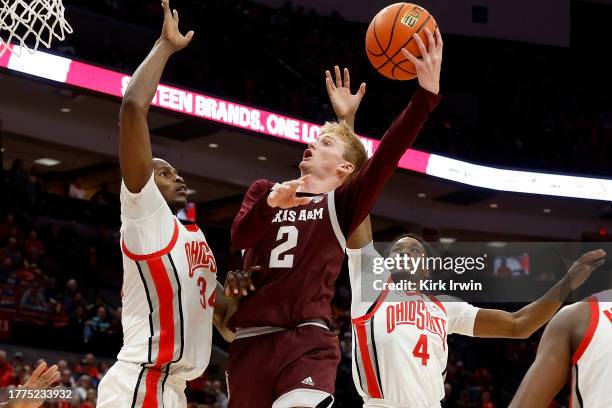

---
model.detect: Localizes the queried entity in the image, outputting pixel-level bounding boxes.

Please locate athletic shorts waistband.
[364,399,441,408]
[115,360,187,390]
[235,320,329,340]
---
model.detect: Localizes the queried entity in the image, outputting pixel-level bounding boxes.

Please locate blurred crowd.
[0,349,229,407]
[51,0,612,176]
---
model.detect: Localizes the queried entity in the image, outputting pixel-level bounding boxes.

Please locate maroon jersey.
[230,87,441,329]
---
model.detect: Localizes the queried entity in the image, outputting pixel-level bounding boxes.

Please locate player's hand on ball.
[267,175,313,209]
[160,0,194,52]
[11,362,60,408]
[564,249,606,290]
[400,28,442,94]
[224,266,261,297]
[325,66,366,127]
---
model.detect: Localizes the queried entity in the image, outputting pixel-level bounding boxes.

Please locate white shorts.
[364,399,441,408]
[272,388,334,408]
[97,361,187,408]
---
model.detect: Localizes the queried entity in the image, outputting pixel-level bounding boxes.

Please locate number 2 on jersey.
[412,334,430,366]
[269,226,298,268]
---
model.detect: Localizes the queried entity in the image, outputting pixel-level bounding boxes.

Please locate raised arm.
[120,0,193,193]
[473,249,605,338]
[346,216,373,249]
[508,303,583,408]
[332,29,443,236]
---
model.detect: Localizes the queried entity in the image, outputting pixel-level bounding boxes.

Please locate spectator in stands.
[212,380,228,407]
[63,279,87,315]
[0,214,15,242]
[57,359,69,372]
[0,351,13,387]
[91,182,115,205]
[75,374,92,402]
[75,353,100,382]
[11,353,24,370]
[83,388,97,407]
[68,179,86,200]
[19,284,48,312]
[83,306,111,345]
[5,238,22,267]
[443,383,452,405]
[481,390,495,408]
[0,257,12,281]
[8,160,28,186]
[456,388,476,408]
[24,231,44,261]
[64,304,86,348]
[60,368,76,388]
[86,296,107,318]
[98,360,111,378]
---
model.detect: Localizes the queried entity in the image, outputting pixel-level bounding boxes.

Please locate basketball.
[366,3,437,80]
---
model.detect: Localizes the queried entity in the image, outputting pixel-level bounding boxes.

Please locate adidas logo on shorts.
[301,376,315,386]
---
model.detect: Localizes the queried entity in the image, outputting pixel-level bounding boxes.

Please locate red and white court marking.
[2,44,611,201]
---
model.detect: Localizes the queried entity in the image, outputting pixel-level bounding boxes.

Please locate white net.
[0,0,72,57]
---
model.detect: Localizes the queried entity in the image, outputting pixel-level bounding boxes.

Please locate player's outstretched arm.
[212,267,261,341]
[119,0,193,193]
[473,249,605,338]
[346,216,373,249]
[325,65,366,130]
[508,304,578,408]
[333,28,442,237]
[212,282,238,342]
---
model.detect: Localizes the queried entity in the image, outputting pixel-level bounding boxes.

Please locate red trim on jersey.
[147,257,176,366]
[571,297,600,365]
[184,223,200,232]
[604,309,612,324]
[122,219,179,261]
[427,294,447,315]
[354,323,383,398]
[142,368,162,408]
[352,288,390,324]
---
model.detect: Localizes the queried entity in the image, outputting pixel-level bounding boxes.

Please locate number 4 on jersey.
[412,334,430,366]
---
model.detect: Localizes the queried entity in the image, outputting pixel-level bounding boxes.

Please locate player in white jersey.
[345,217,605,408]
[97,2,251,406]
[510,288,612,408]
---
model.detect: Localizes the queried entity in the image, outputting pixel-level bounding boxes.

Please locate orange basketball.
[365,3,438,80]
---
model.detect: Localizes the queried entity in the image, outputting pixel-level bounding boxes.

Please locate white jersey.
[571,289,612,408]
[117,173,217,381]
[347,243,479,408]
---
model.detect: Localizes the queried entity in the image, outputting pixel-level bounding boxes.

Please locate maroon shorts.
[226,325,340,408]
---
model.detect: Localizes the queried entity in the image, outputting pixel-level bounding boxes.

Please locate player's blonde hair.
[320,120,368,176]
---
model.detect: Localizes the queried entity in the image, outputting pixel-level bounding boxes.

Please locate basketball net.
[0,0,72,57]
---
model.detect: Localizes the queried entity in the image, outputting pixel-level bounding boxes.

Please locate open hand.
[325,66,366,128]
[267,175,313,209]
[11,362,60,408]
[224,266,261,297]
[160,0,194,52]
[400,28,442,94]
[565,249,606,290]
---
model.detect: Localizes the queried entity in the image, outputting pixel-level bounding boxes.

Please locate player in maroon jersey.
[224,29,443,408]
